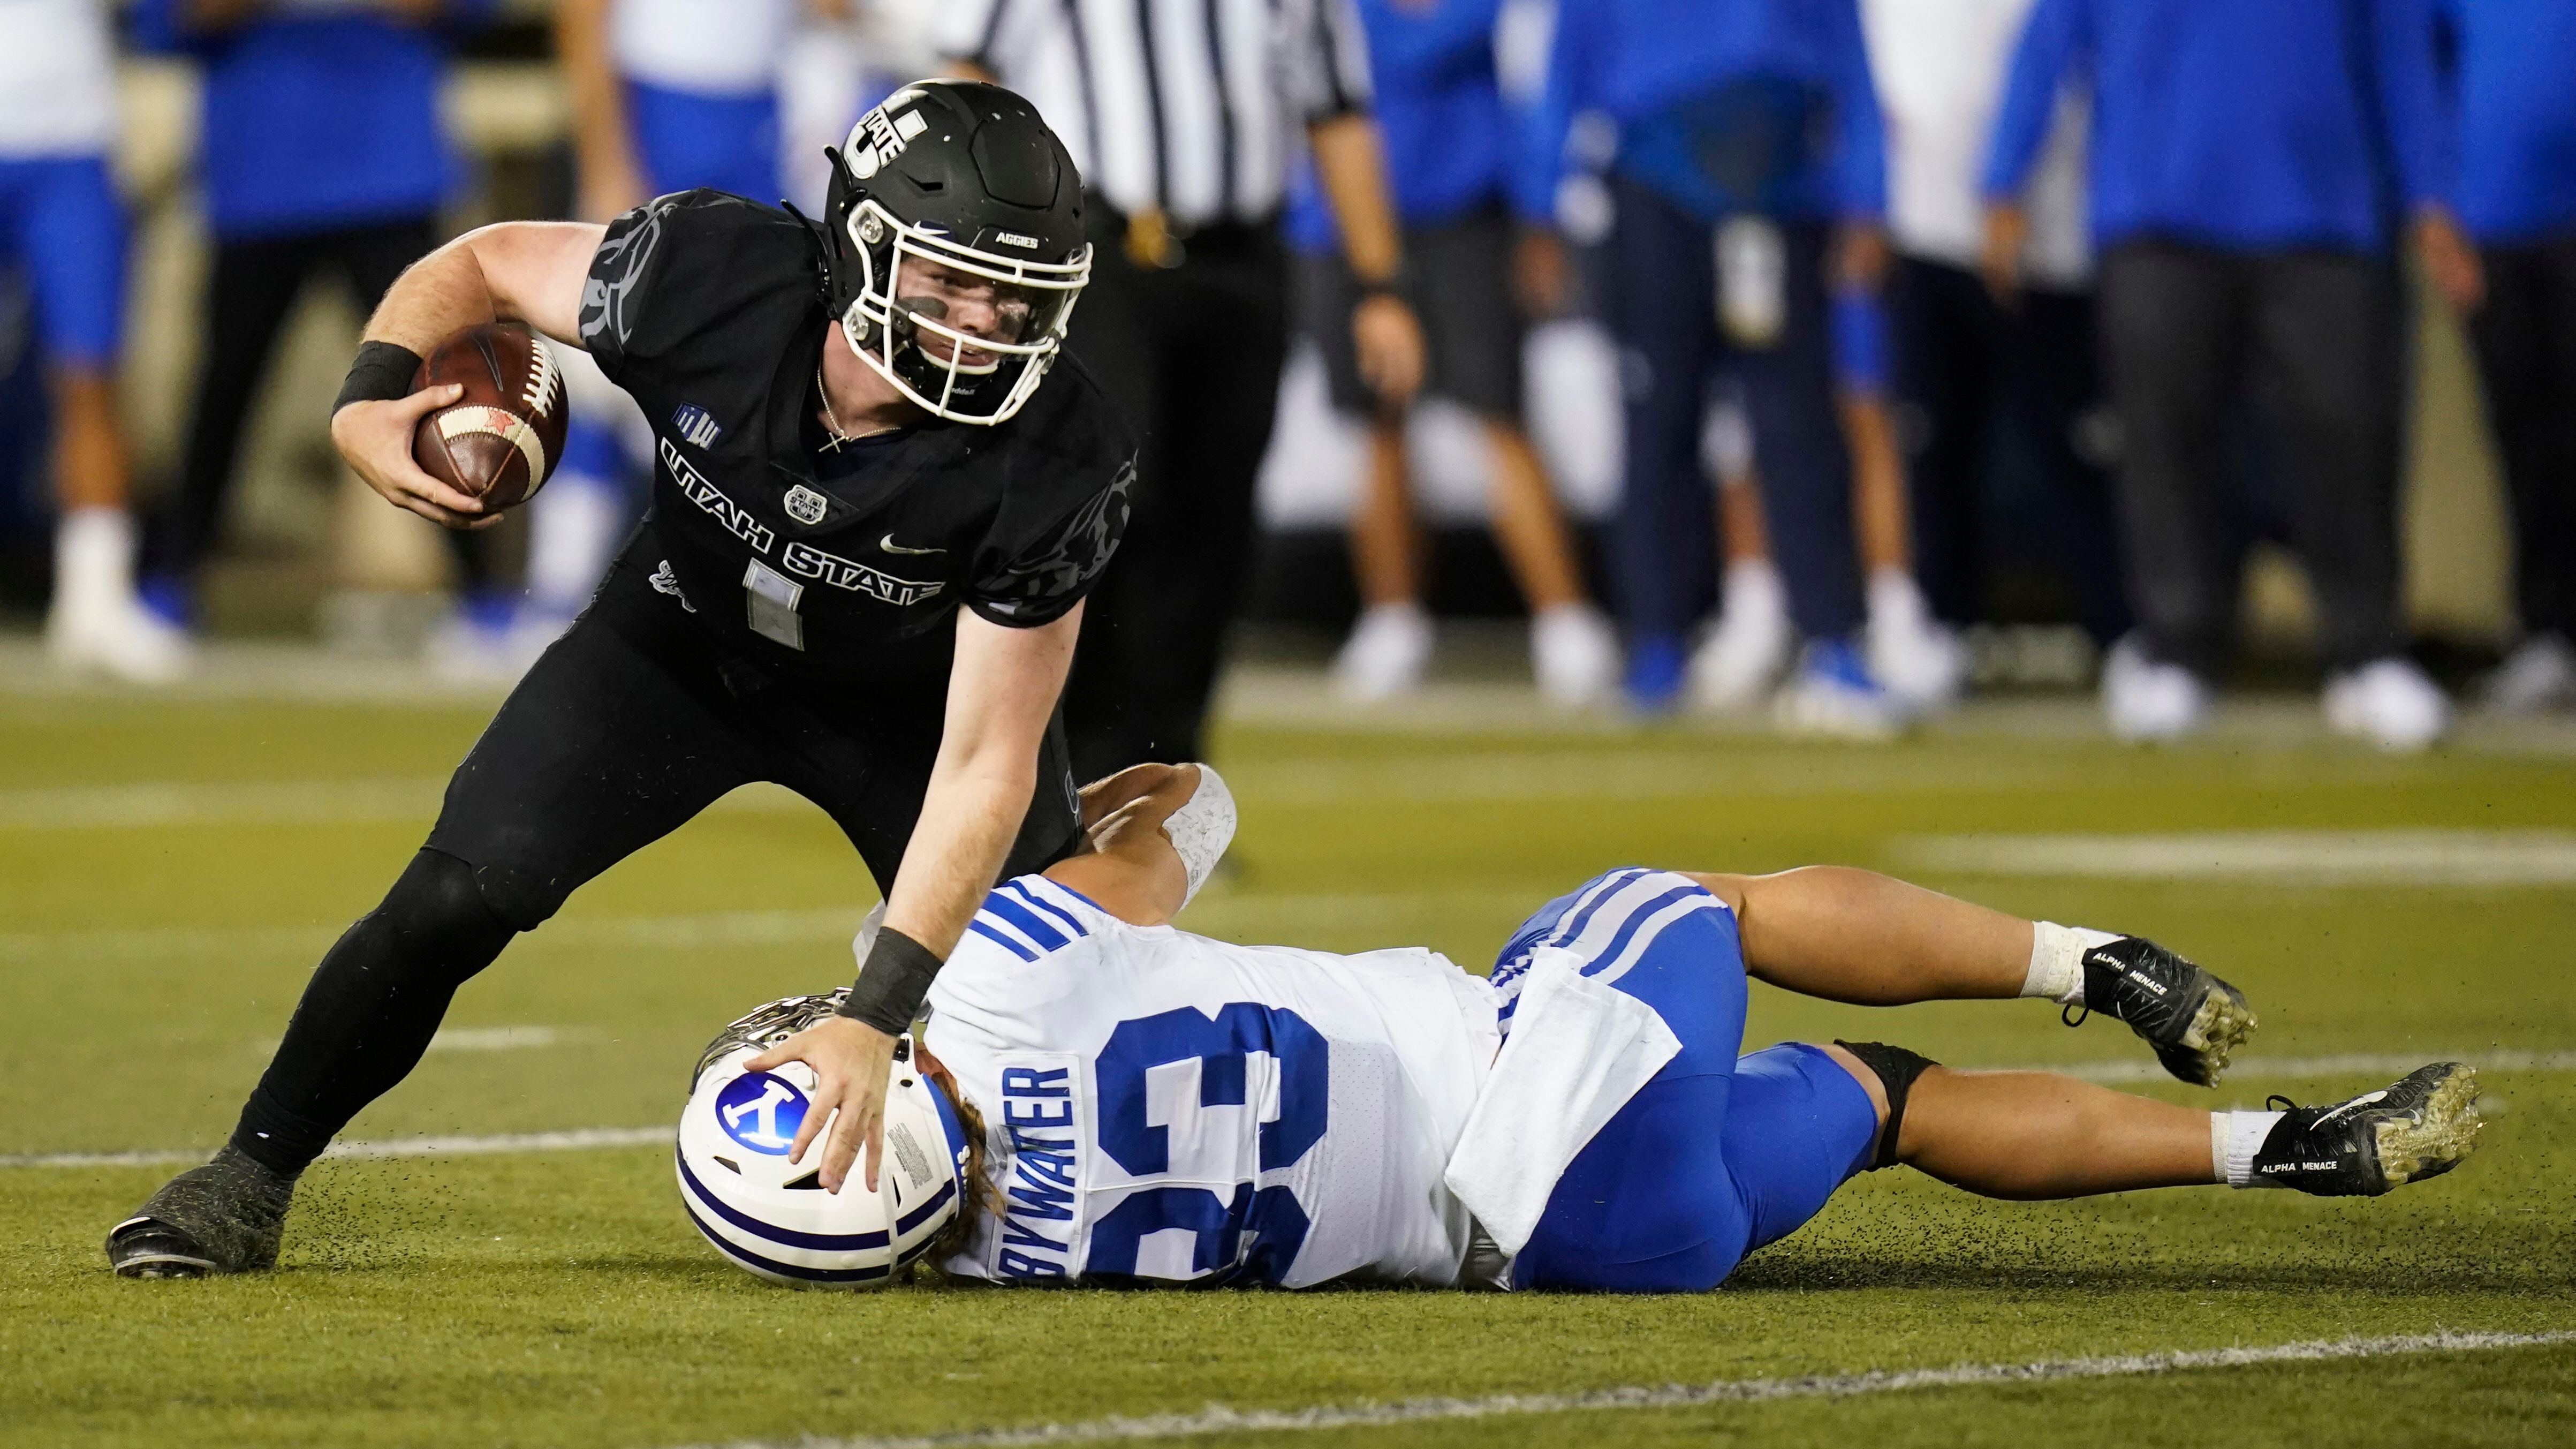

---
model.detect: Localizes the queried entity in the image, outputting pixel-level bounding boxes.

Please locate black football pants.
[1885,255,2132,645]
[155,216,489,592]
[228,530,1084,1176]
[2468,231,2576,643]
[2098,242,2409,676]
[1060,212,1290,780]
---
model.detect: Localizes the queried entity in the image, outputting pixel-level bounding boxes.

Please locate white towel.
[1442,946,1681,1258]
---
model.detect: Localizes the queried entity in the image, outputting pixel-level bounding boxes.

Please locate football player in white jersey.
[718,764,2482,1291]
[0,0,191,681]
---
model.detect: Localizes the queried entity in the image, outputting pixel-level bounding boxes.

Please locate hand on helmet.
[745,1014,897,1194]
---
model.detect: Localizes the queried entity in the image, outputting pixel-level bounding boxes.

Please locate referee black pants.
[226,528,1083,1176]
[154,216,489,593]
[1062,214,1290,779]
[2467,231,2576,644]
[2098,241,2409,677]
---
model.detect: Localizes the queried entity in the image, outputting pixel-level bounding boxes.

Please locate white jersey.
[611,0,797,97]
[1861,0,2091,287]
[926,875,1499,1289]
[0,0,117,157]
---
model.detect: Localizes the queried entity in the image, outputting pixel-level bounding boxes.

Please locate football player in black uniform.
[108,82,1137,1277]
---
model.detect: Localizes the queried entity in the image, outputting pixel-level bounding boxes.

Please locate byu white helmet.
[676,992,968,1289]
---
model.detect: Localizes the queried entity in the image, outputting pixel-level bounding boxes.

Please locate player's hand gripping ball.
[410,323,567,510]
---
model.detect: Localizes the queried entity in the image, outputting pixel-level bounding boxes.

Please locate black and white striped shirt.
[940,0,1374,229]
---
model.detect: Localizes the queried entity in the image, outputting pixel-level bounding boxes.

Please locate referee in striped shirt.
[944,0,1426,780]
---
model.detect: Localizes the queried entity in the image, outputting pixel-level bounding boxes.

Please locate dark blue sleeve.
[442,0,505,33]
[1982,0,2090,201]
[2374,0,2448,212]
[127,0,208,56]
[1826,0,1887,220]
[1511,0,1605,224]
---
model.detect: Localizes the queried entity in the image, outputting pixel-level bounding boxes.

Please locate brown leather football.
[410,323,569,510]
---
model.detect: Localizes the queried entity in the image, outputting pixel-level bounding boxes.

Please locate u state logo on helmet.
[820,79,1091,427]
[676,999,972,1289]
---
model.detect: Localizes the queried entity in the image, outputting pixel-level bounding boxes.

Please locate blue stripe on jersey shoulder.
[999,878,1089,939]
[980,893,1069,952]
[967,918,1041,961]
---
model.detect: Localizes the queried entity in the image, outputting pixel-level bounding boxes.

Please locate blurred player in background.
[1298,0,1619,708]
[0,0,189,680]
[1985,0,2455,750]
[2428,0,2576,715]
[132,0,498,643]
[943,0,1428,780]
[1522,0,1901,731]
[1862,0,2129,691]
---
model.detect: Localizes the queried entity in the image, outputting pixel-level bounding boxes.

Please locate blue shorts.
[1495,869,1881,1292]
[627,81,781,202]
[0,155,126,367]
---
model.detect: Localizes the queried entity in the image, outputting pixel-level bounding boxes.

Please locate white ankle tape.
[2214,1110,2287,1187]
[1165,764,1237,908]
[2026,922,2117,1005]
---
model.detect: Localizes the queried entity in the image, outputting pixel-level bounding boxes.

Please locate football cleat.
[2069,937,2256,1085]
[2251,1063,2483,1196]
[104,1146,296,1278]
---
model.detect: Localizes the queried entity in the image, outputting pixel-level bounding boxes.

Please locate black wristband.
[836,926,944,1036]
[334,341,423,416]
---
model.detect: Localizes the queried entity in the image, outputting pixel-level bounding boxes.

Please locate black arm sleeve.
[836,926,945,1035]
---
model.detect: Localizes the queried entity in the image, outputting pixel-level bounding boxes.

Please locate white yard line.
[670,1330,2576,1449]
[1898,829,2576,886]
[7,1047,2569,1171]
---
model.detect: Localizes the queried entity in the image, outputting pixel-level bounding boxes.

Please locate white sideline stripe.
[672,1331,2576,1449]
[246,1025,564,1056]
[1899,829,2576,886]
[0,1126,670,1171]
[9,1045,2571,1171]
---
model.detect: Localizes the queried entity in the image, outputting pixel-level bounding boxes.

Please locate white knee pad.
[1165,764,1236,908]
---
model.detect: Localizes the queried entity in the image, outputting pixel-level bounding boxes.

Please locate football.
[410,322,568,510]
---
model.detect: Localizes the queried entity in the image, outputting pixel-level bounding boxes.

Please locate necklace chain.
[817,358,858,451]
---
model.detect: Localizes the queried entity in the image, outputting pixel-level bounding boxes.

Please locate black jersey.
[575,190,1135,683]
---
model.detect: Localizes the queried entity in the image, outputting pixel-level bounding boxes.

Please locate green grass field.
[4,685,2573,1448]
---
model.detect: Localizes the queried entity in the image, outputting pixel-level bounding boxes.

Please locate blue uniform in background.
[2433,0,2576,653]
[1525,0,1883,689]
[133,0,498,611]
[1495,869,1879,1291]
[1289,0,1516,252]
[1288,0,1532,422]
[1984,0,2444,256]
[132,0,495,242]
[1982,0,2435,680]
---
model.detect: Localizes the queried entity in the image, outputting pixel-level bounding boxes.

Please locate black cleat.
[2251,1063,2483,1196]
[105,1145,296,1278]
[2069,937,2256,1085]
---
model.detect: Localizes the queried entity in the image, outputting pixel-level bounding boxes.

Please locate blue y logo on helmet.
[715,1071,808,1156]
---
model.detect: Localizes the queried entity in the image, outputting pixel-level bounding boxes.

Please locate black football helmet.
[821,80,1090,425]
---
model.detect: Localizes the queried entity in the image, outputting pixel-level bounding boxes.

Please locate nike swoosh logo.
[2312,1089,2389,1128]
[881,534,946,556]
